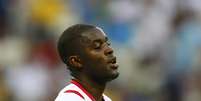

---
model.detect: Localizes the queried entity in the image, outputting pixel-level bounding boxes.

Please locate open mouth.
[108,57,118,69]
[108,57,116,64]
[111,58,116,64]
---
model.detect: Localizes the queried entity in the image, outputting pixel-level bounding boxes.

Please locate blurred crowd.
[1,0,201,101]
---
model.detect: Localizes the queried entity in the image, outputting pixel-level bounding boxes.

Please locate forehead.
[81,27,107,41]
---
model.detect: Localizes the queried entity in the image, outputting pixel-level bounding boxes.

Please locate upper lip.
[108,57,117,64]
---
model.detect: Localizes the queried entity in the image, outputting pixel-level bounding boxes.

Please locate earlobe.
[68,56,82,69]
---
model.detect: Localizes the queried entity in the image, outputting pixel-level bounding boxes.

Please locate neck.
[73,75,106,101]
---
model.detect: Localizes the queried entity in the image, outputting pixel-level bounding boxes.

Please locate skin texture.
[68,27,119,101]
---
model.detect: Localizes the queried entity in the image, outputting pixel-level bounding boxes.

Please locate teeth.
[108,58,116,64]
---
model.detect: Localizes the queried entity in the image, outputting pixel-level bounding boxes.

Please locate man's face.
[79,28,119,83]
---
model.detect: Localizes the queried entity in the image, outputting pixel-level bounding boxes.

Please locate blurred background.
[1,0,201,101]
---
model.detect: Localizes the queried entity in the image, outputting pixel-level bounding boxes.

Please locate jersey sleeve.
[55,93,85,101]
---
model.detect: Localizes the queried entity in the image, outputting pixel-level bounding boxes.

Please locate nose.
[104,46,114,56]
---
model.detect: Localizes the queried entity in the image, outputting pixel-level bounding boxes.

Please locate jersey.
[55,79,112,101]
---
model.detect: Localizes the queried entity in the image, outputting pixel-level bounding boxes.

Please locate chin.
[111,72,119,79]
[94,73,119,84]
[106,72,119,82]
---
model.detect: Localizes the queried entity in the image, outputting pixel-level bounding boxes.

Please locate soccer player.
[55,24,119,101]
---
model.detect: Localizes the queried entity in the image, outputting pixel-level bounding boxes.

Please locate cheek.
[87,51,107,66]
[81,48,108,67]
[89,50,104,59]
[91,55,105,65]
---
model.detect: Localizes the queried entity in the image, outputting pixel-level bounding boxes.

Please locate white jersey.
[55,79,112,101]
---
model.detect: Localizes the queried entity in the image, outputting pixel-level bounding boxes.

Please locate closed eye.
[92,37,110,49]
[93,41,102,49]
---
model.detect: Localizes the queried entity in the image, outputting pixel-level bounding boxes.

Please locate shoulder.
[55,93,85,101]
[55,84,85,101]
[103,94,112,101]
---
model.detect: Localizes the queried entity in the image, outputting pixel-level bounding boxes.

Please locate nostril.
[108,50,113,55]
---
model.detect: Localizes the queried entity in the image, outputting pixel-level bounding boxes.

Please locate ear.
[68,56,82,69]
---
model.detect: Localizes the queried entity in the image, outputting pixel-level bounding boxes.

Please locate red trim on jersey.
[71,79,96,101]
[64,90,84,99]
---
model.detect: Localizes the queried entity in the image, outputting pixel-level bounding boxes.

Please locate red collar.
[71,79,96,101]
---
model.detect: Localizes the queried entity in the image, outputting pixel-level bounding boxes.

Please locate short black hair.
[57,24,96,66]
